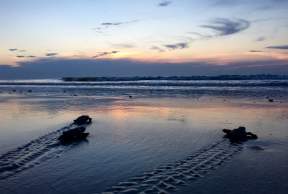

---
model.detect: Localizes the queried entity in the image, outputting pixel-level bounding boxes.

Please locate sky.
[0,0,288,78]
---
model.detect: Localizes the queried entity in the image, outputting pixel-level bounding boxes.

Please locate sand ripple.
[102,140,242,194]
[0,124,77,180]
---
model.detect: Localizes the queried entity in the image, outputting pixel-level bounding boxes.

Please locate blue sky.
[0,0,288,78]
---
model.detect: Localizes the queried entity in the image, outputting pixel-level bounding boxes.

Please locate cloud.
[16,55,37,58]
[9,48,36,58]
[9,48,27,52]
[150,46,165,52]
[93,20,139,33]
[112,44,135,48]
[0,58,287,79]
[255,36,266,42]
[101,20,138,27]
[186,18,250,42]
[9,48,18,52]
[164,42,189,50]
[46,53,58,57]
[92,51,119,58]
[249,50,263,53]
[150,41,190,53]
[101,22,122,26]
[188,32,210,39]
[158,0,172,7]
[266,45,288,49]
[200,18,250,36]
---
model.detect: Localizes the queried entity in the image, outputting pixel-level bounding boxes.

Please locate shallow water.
[0,89,287,194]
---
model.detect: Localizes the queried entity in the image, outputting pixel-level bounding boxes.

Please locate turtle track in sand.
[0,128,243,193]
[102,140,242,194]
[0,124,84,180]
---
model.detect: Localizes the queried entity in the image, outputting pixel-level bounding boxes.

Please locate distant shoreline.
[62,74,288,82]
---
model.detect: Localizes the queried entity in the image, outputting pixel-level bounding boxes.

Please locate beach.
[0,79,287,194]
[1,0,288,193]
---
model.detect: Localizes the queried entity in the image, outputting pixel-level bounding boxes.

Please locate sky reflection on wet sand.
[0,94,287,194]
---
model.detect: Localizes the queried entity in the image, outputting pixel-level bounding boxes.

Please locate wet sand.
[0,92,287,194]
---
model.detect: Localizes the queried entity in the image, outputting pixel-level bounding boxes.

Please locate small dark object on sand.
[223,126,258,143]
[58,116,92,144]
[129,95,133,99]
[58,127,89,143]
[73,115,92,125]
[266,96,274,102]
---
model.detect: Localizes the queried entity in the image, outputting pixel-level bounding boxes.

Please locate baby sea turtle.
[223,126,258,143]
[73,115,92,125]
